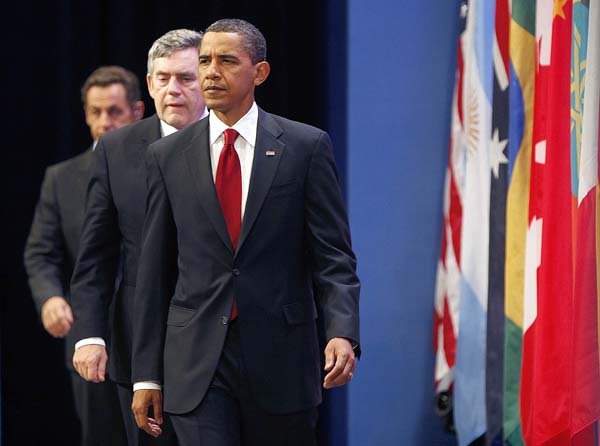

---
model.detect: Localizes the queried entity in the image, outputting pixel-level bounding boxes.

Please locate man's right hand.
[72,344,108,382]
[132,389,163,438]
[41,296,73,338]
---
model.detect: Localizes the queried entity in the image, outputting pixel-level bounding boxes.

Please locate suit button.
[221,316,229,325]
[232,268,240,276]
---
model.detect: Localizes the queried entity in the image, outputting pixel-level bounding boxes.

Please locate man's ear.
[133,101,145,121]
[146,73,155,99]
[254,61,271,86]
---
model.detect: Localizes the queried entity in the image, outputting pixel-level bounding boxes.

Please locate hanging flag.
[434,0,468,407]
[521,1,574,444]
[485,0,509,443]
[570,0,589,197]
[503,0,536,444]
[518,0,551,443]
[571,0,600,440]
[434,3,469,435]
[453,0,495,443]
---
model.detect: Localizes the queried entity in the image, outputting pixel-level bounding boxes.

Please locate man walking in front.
[132,19,360,446]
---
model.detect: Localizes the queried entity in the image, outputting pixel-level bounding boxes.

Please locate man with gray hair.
[70,28,206,445]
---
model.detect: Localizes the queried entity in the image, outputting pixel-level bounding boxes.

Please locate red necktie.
[215,128,241,320]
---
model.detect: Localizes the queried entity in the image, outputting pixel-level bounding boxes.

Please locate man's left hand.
[323,337,356,389]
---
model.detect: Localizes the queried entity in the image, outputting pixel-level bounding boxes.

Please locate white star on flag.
[490,127,508,178]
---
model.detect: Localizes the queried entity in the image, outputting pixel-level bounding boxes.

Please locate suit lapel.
[236,110,285,256]
[148,114,162,143]
[136,115,162,157]
[184,120,234,254]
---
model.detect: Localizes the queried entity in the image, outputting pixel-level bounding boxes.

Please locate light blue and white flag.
[453,0,495,444]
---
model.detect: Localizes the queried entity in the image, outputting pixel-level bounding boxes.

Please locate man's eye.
[109,108,124,117]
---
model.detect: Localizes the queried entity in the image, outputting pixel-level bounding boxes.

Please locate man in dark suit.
[70,29,206,446]
[131,19,360,446]
[24,65,144,446]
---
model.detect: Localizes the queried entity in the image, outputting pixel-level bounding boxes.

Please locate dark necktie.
[215,128,241,320]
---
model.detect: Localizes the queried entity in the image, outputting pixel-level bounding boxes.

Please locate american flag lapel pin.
[265,150,276,156]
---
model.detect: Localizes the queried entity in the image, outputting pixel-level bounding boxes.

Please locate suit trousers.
[170,321,318,446]
[116,383,178,446]
[70,371,128,446]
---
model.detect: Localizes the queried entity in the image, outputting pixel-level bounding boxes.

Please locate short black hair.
[205,19,266,64]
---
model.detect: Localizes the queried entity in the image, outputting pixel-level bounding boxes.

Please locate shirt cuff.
[133,382,162,391]
[74,337,106,350]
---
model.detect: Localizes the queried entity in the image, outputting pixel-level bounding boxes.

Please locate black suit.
[24,149,127,446]
[70,115,176,446]
[133,109,360,442]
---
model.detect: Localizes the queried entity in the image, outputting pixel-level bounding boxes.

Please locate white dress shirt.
[133,103,259,392]
[209,102,257,219]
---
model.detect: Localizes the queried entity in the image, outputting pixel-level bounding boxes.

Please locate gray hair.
[205,19,266,64]
[147,29,203,74]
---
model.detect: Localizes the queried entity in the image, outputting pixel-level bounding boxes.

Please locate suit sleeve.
[132,147,177,383]
[70,140,121,341]
[304,131,361,353]
[23,167,66,313]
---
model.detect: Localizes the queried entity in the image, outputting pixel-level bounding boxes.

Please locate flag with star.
[520,0,575,444]
[485,0,509,443]
[453,0,494,442]
[502,0,536,443]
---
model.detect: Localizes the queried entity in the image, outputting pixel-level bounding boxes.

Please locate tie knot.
[224,128,239,146]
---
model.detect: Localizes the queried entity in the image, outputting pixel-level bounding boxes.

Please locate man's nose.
[167,77,182,94]
[99,111,113,129]
[205,61,221,79]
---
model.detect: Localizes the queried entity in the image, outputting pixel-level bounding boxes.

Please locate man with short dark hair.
[131,19,360,446]
[70,28,206,445]
[80,66,145,143]
[24,64,144,446]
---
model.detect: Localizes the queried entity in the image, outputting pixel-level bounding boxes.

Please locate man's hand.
[41,296,73,338]
[72,344,107,382]
[132,389,163,438]
[323,337,356,389]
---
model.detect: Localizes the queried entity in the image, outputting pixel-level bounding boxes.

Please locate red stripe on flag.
[443,297,457,368]
[449,167,463,267]
[495,0,510,73]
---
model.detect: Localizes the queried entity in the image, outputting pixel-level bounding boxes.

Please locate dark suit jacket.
[70,115,161,384]
[133,109,360,415]
[24,149,93,369]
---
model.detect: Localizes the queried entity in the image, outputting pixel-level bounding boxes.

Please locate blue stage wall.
[344,1,462,444]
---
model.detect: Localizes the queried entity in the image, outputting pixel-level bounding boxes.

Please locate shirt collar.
[209,102,258,147]
[160,107,209,137]
[160,120,178,138]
